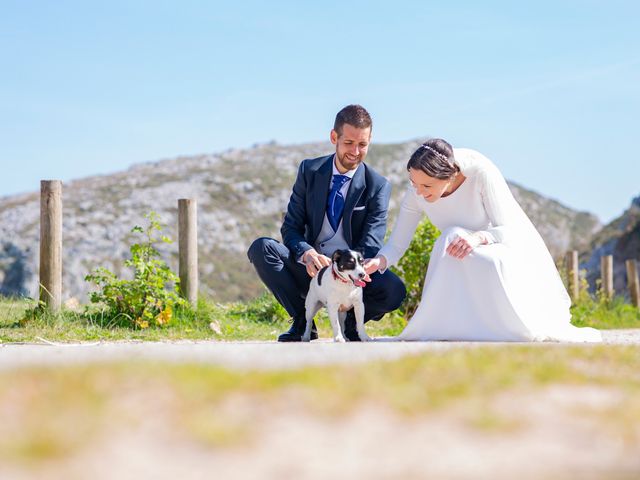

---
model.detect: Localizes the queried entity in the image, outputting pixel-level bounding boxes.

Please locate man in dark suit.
[247,104,406,341]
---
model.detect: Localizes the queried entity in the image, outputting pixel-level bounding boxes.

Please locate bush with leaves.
[85,212,188,329]
[390,218,440,320]
[559,267,640,329]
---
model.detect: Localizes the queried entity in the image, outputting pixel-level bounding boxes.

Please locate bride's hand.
[364,255,387,275]
[446,232,485,259]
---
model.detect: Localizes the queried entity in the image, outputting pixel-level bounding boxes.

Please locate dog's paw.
[301,335,311,342]
[360,334,372,342]
[334,335,347,343]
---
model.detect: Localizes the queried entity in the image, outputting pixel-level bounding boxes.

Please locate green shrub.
[390,218,440,320]
[227,291,289,324]
[570,293,640,329]
[557,266,640,329]
[570,273,640,328]
[84,212,188,328]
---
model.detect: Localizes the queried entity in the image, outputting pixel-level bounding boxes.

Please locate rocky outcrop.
[582,195,640,295]
[0,242,32,297]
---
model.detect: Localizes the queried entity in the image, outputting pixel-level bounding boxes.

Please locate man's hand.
[303,249,331,277]
[363,255,387,275]
[446,232,487,259]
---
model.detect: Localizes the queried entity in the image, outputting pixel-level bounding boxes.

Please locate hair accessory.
[421,144,449,162]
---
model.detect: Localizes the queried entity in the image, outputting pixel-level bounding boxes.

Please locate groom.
[247,104,406,341]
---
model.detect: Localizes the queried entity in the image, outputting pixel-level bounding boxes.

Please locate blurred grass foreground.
[0,345,639,477]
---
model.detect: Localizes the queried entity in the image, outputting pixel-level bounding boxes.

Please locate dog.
[302,249,371,342]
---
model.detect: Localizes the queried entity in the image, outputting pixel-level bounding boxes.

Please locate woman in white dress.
[364,139,601,342]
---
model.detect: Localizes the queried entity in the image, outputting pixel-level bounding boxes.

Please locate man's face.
[330,124,371,173]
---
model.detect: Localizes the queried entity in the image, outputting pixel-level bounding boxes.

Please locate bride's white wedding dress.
[378,148,601,342]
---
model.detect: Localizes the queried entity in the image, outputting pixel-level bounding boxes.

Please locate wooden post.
[601,255,614,299]
[178,199,198,306]
[39,180,62,312]
[626,259,640,308]
[565,250,579,303]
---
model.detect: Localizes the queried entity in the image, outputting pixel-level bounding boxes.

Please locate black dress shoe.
[347,313,382,341]
[277,318,318,342]
[344,310,379,342]
[343,312,361,342]
[344,327,361,342]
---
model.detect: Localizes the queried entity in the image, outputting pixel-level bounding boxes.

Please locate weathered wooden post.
[601,255,614,299]
[565,250,579,303]
[178,199,198,306]
[39,180,62,312]
[626,259,640,308]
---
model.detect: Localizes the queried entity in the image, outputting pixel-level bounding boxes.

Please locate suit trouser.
[247,237,407,324]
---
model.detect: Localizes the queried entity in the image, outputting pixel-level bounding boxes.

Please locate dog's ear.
[331,249,342,264]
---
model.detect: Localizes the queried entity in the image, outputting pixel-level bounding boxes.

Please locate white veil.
[454,148,600,341]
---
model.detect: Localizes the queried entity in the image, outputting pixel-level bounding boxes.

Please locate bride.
[364,138,601,342]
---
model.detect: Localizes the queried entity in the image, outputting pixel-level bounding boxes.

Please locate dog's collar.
[332,266,350,284]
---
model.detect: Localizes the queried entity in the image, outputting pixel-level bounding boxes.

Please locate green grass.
[0,290,638,344]
[0,345,639,464]
[0,293,408,343]
[570,294,640,329]
[0,294,288,343]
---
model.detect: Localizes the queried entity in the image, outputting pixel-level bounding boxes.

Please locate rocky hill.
[581,194,640,295]
[0,140,602,303]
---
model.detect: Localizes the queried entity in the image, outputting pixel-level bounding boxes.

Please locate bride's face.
[408,168,454,203]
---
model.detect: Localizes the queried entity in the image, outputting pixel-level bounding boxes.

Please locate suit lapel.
[342,163,366,245]
[312,155,334,239]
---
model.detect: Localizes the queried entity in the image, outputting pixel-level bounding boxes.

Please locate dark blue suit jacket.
[281,154,392,260]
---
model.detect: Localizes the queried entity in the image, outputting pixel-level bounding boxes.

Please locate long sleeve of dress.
[376,186,424,267]
[457,148,574,312]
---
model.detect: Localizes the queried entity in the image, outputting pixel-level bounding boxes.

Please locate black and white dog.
[302,249,371,342]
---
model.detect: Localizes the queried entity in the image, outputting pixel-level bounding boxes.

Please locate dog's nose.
[359,272,365,278]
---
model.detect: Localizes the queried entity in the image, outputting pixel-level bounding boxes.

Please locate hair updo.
[407,138,459,179]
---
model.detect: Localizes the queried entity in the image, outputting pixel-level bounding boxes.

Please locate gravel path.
[1,329,638,371]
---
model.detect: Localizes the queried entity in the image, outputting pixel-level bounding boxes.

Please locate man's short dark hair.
[333,104,372,136]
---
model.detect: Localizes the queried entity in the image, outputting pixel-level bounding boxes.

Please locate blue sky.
[1,0,638,222]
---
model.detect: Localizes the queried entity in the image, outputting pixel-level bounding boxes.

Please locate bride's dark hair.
[407,138,459,179]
